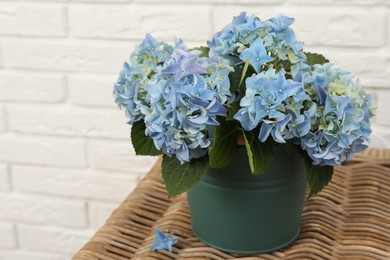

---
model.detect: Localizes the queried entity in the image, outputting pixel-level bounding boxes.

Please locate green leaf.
[228,60,255,97]
[303,157,333,198]
[209,119,239,168]
[190,46,209,58]
[305,52,329,66]
[229,67,243,93]
[131,120,162,156]
[226,102,241,121]
[242,130,273,175]
[294,145,334,198]
[162,155,210,197]
[240,58,251,86]
[281,140,293,154]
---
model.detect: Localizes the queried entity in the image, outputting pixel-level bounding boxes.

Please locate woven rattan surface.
[73,148,390,260]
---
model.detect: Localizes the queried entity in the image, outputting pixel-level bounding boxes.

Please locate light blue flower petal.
[259,123,273,142]
[150,228,179,252]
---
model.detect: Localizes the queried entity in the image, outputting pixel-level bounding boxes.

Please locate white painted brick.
[288,0,387,5]
[388,8,390,53]
[0,164,10,192]
[375,90,390,127]
[0,71,65,102]
[17,224,89,255]
[8,104,129,139]
[12,165,139,201]
[2,0,130,2]
[0,193,87,228]
[0,43,3,67]
[213,7,387,47]
[1,40,133,73]
[0,250,69,260]
[0,104,6,132]
[68,74,116,107]
[89,201,118,228]
[88,139,157,172]
[0,3,66,37]
[0,222,16,249]
[136,0,281,2]
[371,125,390,148]
[370,124,390,148]
[69,5,211,41]
[73,0,129,2]
[289,9,387,47]
[0,134,86,167]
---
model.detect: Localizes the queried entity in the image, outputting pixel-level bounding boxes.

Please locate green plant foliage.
[305,52,329,66]
[190,46,210,58]
[293,145,334,198]
[303,157,333,198]
[131,120,162,156]
[209,119,240,168]
[229,59,255,97]
[242,130,274,175]
[229,66,243,93]
[162,155,210,197]
[226,102,241,121]
[240,58,251,86]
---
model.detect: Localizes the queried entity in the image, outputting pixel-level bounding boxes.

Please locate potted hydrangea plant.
[113,12,375,254]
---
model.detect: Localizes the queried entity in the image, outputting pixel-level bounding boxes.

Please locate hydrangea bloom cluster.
[113,33,174,124]
[144,47,233,163]
[298,64,375,166]
[234,69,306,143]
[114,12,374,170]
[207,12,306,77]
[233,62,374,166]
[113,33,233,163]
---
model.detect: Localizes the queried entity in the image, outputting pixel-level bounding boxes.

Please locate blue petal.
[258,123,273,142]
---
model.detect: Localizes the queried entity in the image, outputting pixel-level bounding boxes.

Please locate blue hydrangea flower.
[130,33,174,74]
[266,14,304,57]
[150,228,179,252]
[234,69,303,143]
[113,34,175,124]
[144,48,233,164]
[283,101,317,140]
[207,12,261,58]
[206,61,230,104]
[208,12,306,77]
[299,64,375,166]
[239,38,274,73]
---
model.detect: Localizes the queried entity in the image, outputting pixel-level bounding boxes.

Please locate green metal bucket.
[187,146,307,254]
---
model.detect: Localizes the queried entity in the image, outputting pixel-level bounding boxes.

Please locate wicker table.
[73,149,390,260]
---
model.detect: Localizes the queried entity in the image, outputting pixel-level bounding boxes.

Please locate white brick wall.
[0,71,65,103]
[67,74,115,107]
[0,1,389,258]
[0,165,10,192]
[0,222,16,249]
[0,105,6,132]
[0,134,87,167]
[7,104,128,138]
[0,3,67,37]
[88,201,119,228]
[12,165,140,201]
[17,224,91,255]
[0,193,87,228]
